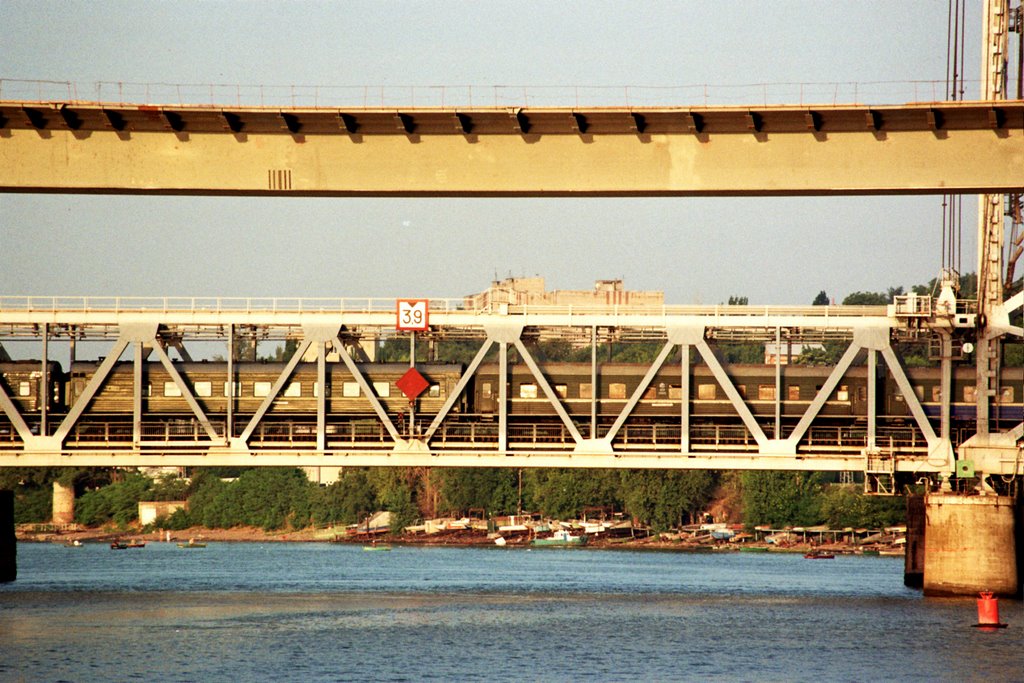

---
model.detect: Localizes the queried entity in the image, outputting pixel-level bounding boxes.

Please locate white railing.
[0,78,977,109]
[0,295,890,319]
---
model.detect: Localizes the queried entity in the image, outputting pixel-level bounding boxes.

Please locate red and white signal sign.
[396,299,429,331]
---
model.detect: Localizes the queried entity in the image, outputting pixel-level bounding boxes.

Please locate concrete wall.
[923,493,1019,597]
[138,501,187,526]
[52,481,75,525]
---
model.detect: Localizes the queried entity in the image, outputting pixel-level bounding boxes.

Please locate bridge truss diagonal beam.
[237,338,314,444]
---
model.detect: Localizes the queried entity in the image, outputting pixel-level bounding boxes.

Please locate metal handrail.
[0,78,983,109]
[0,295,891,319]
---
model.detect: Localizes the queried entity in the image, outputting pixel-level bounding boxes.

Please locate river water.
[1,542,1021,682]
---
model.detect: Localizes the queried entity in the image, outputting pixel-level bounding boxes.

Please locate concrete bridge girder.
[1,102,1023,196]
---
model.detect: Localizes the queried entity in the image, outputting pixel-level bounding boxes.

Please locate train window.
[254,381,272,397]
[372,381,389,398]
[194,381,212,398]
[482,382,493,399]
[788,386,801,400]
[963,385,976,403]
[555,384,568,399]
[519,384,538,399]
[163,382,182,397]
[284,382,301,398]
[223,381,241,397]
[758,385,775,400]
[429,384,441,398]
[1000,386,1014,403]
[146,384,152,397]
[913,386,924,401]
[580,383,593,399]
[932,386,942,402]
[669,385,682,400]
[856,387,866,402]
[18,381,31,397]
[608,383,627,399]
[697,384,716,400]
[644,387,657,399]
[342,382,360,397]
[737,385,747,398]
[836,385,849,402]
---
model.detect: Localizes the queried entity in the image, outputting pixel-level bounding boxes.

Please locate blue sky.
[0,1,991,304]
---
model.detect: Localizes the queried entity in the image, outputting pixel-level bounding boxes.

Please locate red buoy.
[973,591,1008,629]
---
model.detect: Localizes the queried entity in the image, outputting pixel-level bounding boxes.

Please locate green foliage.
[726,295,749,305]
[145,473,189,502]
[437,468,520,516]
[13,485,51,524]
[154,508,192,531]
[740,471,823,527]
[620,470,718,531]
[812,291,829,305]
[310,469,378,526]
[75,471,152,527]
[818,485,905,528]
[523,469,621,519]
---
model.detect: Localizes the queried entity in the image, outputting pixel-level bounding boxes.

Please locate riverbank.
[16,524,906,556]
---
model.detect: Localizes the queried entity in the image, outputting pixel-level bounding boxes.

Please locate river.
[1,542,1021,682]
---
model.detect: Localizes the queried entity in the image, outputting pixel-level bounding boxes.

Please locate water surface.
[2,542,1020,682]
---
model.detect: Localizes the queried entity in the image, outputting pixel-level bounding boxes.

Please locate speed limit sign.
[396,299,429,331]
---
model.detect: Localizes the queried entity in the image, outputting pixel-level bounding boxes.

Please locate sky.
[0,1,993,305]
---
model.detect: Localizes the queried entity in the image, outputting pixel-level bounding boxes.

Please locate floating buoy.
[972,591,1008,629]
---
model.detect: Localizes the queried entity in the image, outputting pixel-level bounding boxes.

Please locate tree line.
[3,466,905,533]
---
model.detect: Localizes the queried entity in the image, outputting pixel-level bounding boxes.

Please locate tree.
[727,295,749,305]
[740,471,824,527]
[812,291,829,306]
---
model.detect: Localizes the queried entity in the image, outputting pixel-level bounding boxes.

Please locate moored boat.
[531,529,587,547]
[177,539,206,548]
[804,550,835,559]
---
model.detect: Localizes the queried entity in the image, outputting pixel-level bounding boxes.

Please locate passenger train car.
[1,358,1021,434]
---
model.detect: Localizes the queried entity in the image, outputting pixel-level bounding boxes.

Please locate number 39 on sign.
[396,299,429,331]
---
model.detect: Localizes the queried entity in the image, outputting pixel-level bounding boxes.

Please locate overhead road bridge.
[1,100,1022,196]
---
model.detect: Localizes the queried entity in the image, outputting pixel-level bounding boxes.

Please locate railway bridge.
[1,1,1023,596]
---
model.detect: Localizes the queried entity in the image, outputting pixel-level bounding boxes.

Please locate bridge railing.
[0,78,975,109]
[0,295,890,320]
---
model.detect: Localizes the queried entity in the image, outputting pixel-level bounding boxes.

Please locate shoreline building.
[464,277,663,310]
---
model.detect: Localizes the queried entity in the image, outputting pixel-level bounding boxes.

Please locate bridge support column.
[52,481,75,525]
[1,490,14,582]
[904,494,925,589]
[923,493,1020,597]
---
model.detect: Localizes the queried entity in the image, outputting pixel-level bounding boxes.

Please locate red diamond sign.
[396,367,429,400]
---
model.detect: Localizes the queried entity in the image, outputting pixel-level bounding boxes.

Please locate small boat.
[177,539,206,548]
[63,540,83,547]
[531,529,587,547]
[804,550,835,559]
[493,536,507,546]
[362,543,391,551]
[110,541,129,550]
[739,546,768,553]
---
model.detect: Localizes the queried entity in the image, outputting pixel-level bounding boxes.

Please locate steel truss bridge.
[1,295,1022,491]
[0,2,1021,492]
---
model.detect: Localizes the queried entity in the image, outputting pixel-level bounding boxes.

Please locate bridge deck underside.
[1,101,1023,195]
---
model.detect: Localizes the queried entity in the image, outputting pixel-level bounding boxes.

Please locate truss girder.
[0,305,1015,474]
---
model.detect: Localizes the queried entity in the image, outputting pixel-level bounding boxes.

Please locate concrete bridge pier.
[1,490,14,582]
[922,493,1021,598]
[52,481,75,525]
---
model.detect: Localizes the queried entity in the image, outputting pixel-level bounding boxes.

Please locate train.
[1,358,1021,433]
